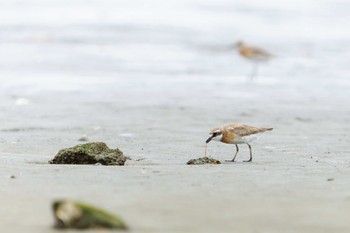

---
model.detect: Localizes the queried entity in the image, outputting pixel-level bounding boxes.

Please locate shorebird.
[234,41,273,79]
[205,123,273,162]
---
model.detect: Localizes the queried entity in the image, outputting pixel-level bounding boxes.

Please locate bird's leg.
[226,144,239,162]
[243,143,253,162]
[250,62,258,80]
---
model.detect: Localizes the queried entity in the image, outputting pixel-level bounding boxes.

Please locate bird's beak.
[206,135,214,144]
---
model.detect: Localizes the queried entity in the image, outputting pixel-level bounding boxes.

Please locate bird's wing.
[250,47,273,57]
[226,124,262,137]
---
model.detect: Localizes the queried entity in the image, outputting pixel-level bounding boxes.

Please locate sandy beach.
[1,0,350,232]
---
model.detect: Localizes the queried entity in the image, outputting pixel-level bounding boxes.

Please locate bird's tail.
[261,127,273,132]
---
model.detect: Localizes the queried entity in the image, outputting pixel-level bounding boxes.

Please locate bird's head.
[206,128,222,143]
[233,40,244,49]
[228,41,244,50]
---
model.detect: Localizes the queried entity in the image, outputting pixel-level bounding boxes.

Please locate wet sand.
[1,75,350,233]
[1,0,350,232]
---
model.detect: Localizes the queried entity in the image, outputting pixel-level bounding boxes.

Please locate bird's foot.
[243,159,252,162]
[225,159,236,162]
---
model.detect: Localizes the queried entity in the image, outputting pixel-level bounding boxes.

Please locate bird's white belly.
[251,56,269,62]
[231,134,258,144]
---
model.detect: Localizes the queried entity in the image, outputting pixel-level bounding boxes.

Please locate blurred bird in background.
[234,41,273,79]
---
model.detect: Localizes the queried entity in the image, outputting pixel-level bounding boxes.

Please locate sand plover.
[234,41,273,79]
[206,123,273,162]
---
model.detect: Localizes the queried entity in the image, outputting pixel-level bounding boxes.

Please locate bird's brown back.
[223,124,272,137]
[239,45,272,59]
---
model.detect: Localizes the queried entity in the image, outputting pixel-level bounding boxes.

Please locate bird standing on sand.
[234,41,273,79]
[206,123,273,162]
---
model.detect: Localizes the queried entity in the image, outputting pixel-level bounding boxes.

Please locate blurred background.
[2,0,350,84]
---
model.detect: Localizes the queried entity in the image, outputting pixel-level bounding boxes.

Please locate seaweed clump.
[49,142,126,166]
[52,200,128,230]
[187,157,221,165]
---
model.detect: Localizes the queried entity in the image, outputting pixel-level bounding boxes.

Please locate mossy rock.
[52,199,128,230]
[49,142,126,165]
[187,157,221,165]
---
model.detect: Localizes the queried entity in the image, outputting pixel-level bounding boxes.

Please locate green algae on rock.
[52,200,128,230]
[187,157,221,165]
[49,142,126,165]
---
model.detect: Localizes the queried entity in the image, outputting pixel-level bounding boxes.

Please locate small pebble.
[78,136,88,142]
[135,158,146,161]
[187,157,221,165]
[10,175,16,179]
[327,178,334,181]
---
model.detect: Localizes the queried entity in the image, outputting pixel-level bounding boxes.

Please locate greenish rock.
[49,142,126,166]
[187,157,221,165]
[52,200,128,230]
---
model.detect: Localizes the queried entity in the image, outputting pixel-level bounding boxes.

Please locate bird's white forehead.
[210,128,221,134]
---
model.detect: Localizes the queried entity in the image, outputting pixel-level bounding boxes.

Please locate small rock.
[52,199,128,230]
[327,178,334,181]
[187,157,221,165]
[295,117,311,122]
[78,136,89,142]
[49,142,126,166]
[135,158,145,161]
[10,175,16,179]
